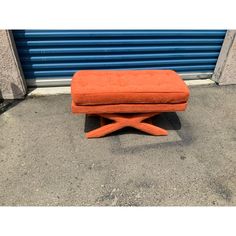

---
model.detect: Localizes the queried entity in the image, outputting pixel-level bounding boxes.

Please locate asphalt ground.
[0,85,235,206]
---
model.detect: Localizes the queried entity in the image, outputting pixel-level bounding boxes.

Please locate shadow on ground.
[0,99,22,115]
[84,112,181,135]
[0,83,26,115]
[85,112,194,155]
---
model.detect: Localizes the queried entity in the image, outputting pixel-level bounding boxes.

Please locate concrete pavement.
[0,85,235,206]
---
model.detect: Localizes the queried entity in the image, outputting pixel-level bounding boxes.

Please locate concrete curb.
[27,79,216,97]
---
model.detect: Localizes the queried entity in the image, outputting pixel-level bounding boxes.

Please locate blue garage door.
[13,30,226,87]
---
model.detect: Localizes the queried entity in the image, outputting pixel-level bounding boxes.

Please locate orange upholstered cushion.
[71,70,189,105]
[71,100,188,114]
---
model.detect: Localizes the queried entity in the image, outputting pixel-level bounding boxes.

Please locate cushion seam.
[74,91,188,95]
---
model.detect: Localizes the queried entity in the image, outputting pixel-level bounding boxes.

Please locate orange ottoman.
[71,70,190,138]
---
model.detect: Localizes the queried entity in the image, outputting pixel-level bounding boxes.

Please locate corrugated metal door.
[13,30,226,87]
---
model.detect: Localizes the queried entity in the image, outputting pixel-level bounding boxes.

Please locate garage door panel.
[13,30,226,87]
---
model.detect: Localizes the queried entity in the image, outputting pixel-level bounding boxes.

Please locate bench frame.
[85,112,168,138]
[72,101,187,138]
[71,70,189,139]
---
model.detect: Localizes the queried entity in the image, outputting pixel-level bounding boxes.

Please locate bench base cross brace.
[86,113,168,138]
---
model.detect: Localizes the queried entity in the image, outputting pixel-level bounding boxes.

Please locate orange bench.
[71,70,190,138]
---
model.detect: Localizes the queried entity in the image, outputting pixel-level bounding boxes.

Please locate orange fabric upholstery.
[71,70,189,105]
[85,113,167,138]
[72,100,188,114]
[71,70,190,138]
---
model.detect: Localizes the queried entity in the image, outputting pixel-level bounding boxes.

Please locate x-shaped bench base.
[86,113,168,138]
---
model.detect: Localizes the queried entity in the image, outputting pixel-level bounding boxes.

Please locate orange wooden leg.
[85,112,168,138]
[86,122,125,138]
[132,122,168,136]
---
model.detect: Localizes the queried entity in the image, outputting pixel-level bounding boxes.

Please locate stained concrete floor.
[0,85,236,206]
